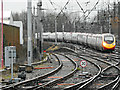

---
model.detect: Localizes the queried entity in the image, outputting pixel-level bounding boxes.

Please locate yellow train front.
[102,34,116,51]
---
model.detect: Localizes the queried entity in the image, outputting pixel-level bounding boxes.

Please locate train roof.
[102,33,114,35]
[43,32,114,36]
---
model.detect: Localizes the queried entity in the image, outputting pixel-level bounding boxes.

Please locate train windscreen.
[104,36,114,44]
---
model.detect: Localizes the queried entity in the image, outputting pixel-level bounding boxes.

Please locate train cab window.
[104,36,114,44]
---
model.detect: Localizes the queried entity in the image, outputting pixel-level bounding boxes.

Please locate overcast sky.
[0,0,119,20]
[1,0,119,12]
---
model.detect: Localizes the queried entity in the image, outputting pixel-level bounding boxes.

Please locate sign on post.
[5,46,16,67]
[80,60,87,68]
[5,46,16,79]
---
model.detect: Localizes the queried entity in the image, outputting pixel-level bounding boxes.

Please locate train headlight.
[103,42,106,46]
[112,43,115,45]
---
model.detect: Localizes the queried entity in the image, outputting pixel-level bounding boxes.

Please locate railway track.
[32,51,101,90]
[1,55,49,86]
[58,46,120,90]
[63,42,120,65]
[2,42,119,90]
[43,41,120,90]
[33,54,78,90]
[33,47,102,89]
[2,53,78,90]
[73,44,120,90]
[63,53,102,90]
[1,54,62,90]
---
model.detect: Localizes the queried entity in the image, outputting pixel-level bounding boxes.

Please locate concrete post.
[118,2,120,45]
[27,0,32,66]
[37,0,43,60]
[62,23,64,43]
[55,19,57,44]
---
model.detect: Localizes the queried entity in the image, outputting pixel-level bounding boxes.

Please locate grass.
[1,73,18,81]
[77,67,80,71]
[72,67,80,71]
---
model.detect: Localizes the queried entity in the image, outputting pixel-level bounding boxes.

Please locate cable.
[84,0,100,20]
[49,0,85,24]
[48,0,71,18]
[48,0,71,23]
[49,0,62,8]
[49,0,57,10]
[117,0,119,3]
[75,0,86,14]
[56,0,71,18]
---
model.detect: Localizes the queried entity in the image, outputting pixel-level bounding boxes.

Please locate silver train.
[43,32,116,51]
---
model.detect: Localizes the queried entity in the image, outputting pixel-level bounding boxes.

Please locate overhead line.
[56,0,71,18]
[48,0,71,20]
[75,0,86,13]
[84,0,100,20]
[49,0,56,10]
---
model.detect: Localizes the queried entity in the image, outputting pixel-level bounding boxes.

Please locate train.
[43,32,116,51]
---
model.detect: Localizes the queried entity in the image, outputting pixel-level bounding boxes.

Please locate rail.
[2,54,63,90]
[34,54,78,89]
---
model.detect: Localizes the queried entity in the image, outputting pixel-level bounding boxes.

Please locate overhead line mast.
[37,0,43,60]
[27,0,32,66]
[108,0,111,33]
[118,2,120,45]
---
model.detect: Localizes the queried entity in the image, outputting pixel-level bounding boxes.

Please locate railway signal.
[44,50,46,53]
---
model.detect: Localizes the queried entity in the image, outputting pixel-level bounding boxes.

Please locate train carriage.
[81,33,89,45]
[71,33,78,43]
[57,32,63,41]
[64,32,72,43]
[49,33,55,41]
[43,32,51,41]
[77,33,83,45]
[95,34,103,50]
[78,33,86,45]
